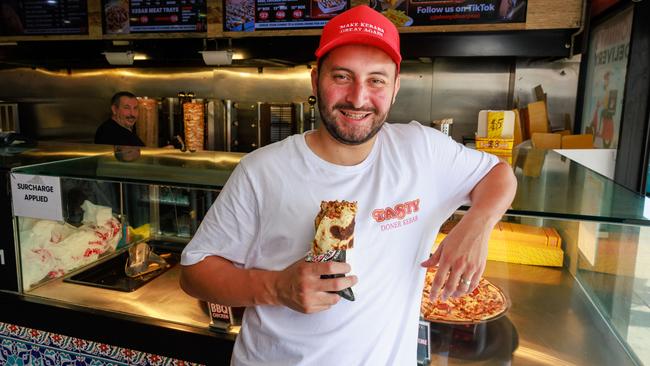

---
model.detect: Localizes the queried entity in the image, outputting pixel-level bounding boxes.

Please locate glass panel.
[575,222,650,364]
[13,147,243,189]
[428,213,639,365]
[17,177,125,291]
[16,172,222,292]
[646,162,650,196]
[505,147,649,225]
[1,143,113,169]
[18,178,219,327]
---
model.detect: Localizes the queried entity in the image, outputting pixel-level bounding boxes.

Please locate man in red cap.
[181,5,516,365]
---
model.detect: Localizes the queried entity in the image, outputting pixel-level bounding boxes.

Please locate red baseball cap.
[315,5,402,73]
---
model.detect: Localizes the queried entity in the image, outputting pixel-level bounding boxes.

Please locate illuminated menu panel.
[375,0,527,27]
[0,0,89,35]
[224,0,350,32]
[103,0,207,34]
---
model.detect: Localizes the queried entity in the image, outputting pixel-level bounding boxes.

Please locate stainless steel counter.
[28,261,212,330]
[427,261,635,365]
[28,260,635,365]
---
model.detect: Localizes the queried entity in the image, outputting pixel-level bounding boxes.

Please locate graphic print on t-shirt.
[371,198,420,232]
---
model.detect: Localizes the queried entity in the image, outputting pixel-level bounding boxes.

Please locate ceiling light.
[231,52,245,60]
[200,50,233,65]
[133,53,149,61]
[103,51,135,65]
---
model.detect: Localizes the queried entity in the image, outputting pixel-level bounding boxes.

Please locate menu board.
[0,0,88,36]
[224,0,350,32]
[372,0,527,27]
[103,0,207,34]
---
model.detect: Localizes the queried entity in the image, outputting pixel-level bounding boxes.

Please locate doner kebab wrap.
[306,200,357,301]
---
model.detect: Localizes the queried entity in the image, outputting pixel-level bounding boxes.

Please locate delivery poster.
[580,7,632,149]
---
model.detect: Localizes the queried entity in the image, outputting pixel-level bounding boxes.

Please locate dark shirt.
[94,119,145,147]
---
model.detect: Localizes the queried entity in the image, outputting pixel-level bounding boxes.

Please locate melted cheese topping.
[313,201,356,254]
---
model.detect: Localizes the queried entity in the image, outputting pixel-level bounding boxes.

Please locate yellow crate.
[475,137,514,150]
[478,148,512,155]
[434,228,564,267]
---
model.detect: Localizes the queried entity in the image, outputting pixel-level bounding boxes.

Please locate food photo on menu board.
[224,0,350,31]
[370,0,527,27]
[103,0,207,34]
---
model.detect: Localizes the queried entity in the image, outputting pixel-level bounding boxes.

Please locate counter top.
[28,259,214,332]
[26,259,635,365]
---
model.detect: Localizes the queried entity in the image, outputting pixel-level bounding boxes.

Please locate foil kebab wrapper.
[305,200,357,301]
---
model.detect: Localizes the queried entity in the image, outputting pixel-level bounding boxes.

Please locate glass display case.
[1,143,116,292]
[424,147,650,365]
[6,144,650,365]
[10,146,243,329]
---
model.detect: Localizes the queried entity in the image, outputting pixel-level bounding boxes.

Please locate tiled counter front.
[0,322,203,366]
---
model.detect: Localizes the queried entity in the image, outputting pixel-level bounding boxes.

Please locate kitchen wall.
[0,56,580,145]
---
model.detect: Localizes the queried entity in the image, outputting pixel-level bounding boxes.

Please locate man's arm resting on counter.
[466,161,518,228]
[180,255,357,314]
[423,161,517,300]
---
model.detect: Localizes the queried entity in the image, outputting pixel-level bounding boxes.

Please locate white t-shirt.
[182,122,499,366]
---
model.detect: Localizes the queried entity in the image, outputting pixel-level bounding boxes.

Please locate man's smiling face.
[312,44,400,145]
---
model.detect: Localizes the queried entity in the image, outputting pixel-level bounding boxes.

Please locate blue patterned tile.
[77,340,125,362]
[115,348,141,364]
[46,332,76,352]
[127,350,149,366]
[73,353,128,366]
[0,338,56,366]
[1,338,15,362]
[0,323,201,366]
[41,348,65,366]
[130,351,204,366]
[1,323,23,340]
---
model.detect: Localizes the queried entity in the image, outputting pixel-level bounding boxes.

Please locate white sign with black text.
[10,173,63,221]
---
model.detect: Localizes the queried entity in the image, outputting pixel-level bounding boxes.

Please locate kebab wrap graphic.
[306,200,357,301]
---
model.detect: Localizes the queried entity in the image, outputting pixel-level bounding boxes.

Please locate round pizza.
[420,268,509,324]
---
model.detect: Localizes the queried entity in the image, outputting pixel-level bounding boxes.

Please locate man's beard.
[119,117,136,129]
[317,89,388,145]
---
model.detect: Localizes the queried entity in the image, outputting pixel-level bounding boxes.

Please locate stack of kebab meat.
[183,101,205,152]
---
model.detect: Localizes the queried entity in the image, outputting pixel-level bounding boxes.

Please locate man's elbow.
[476,161,517,202]
[501,162,518,196]
[179,264,200,299]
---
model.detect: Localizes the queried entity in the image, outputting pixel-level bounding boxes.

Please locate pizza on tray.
[420,268,509,324]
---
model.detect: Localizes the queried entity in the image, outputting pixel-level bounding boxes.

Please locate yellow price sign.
[487,111,505,138]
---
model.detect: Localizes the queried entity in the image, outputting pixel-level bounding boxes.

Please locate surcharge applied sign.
[10,173,63,221]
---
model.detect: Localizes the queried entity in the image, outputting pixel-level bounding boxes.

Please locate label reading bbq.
[209,303,232,322]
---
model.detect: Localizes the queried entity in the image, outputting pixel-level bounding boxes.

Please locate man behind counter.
[94,91,145,147]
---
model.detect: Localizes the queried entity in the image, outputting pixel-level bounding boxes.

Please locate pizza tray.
[423,289,511,326]
[421,272,511,326]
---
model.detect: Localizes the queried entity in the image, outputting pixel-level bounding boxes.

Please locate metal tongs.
[125,242,168,278]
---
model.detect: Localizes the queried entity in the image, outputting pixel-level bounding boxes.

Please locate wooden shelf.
[0,0,584,42]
